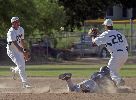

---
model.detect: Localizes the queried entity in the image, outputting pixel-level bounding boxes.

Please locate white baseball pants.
[108,50,128,85]
[7,49,27,83]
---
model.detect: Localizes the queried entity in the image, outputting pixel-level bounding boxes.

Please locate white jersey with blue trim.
[7,26,24,50]
[94,30,128,54]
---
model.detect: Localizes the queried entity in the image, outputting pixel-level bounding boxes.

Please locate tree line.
[58,0,136,31]
[0,0,135,37]
[0,0,66,38]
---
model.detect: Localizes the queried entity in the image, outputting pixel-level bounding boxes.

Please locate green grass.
[0,64,136,77]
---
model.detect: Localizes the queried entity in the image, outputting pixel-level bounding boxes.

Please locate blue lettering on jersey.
[16,34,22,43]
[107,34,123,46]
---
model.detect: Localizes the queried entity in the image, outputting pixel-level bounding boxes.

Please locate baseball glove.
[23,50,31,62]
[88,28,99,38]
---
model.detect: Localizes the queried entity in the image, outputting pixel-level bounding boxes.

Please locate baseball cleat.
[10,67,17,80]
[59,73,72,80]
[113,78,125,88]
[116,79,125,87]
[22,82,32,88]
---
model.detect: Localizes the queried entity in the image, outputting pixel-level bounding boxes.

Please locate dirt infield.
[0,77,136,100]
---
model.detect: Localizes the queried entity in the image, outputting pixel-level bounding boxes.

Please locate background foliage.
[0,0,135,37]
[0,0,66,38]
[58,0,136,31]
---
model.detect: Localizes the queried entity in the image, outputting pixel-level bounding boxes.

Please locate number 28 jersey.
[94,30,128,54]
[7,26,24,48]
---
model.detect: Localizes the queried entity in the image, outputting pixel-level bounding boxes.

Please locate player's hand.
[23,49,31,62]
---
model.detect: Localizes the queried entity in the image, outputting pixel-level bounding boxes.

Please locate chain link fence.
[0,29,136,65]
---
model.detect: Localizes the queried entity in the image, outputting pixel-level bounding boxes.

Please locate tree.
[58,0,136,31]
[114,0,136,8]
[58,0,115,31]
[33,0,66,37]
[0,0,37,37]
[0,0,66,38]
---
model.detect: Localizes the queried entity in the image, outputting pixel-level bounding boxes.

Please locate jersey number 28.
[109,34,123,44]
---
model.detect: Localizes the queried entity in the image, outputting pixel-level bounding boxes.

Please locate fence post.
[130,18,133,54]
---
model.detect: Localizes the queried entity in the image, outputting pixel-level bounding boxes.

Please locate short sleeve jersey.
[94,30,128,54]
[7,26,24,48]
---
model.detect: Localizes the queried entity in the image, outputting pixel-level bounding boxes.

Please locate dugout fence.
[0,35,135,65]
[0,19,136,65]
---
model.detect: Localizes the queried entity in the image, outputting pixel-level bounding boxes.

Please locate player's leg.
[79,79,99,93]
[7,50,31,88]
[108,57,122,86]
[59,73,80,92]
[115,52,128,86]
[108,53,128,87]
[17,53,31,88]
[66,79,79,92]
[7,50,19,80]
[108,57,120,80]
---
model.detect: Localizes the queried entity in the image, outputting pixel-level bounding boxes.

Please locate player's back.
[105,30,128,54]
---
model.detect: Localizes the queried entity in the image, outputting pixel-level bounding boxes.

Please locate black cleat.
[59,73,72,80]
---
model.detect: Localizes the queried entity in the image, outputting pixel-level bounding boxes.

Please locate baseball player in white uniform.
[7,17,31,88]
[91,19,128,87]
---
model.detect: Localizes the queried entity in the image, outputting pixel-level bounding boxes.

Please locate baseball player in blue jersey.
[7,17,31,88]
[59,66,112,93]
[91,19,128,87]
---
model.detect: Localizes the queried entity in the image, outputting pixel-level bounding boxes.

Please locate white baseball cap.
[102,19,113,26]
[11,17,19,23]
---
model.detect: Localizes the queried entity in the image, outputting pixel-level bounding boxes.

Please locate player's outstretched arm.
[20,39,27,49]
[12,41,24,53]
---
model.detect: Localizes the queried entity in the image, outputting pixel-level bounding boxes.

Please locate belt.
[117,49,123,52]
[112,49,127,54]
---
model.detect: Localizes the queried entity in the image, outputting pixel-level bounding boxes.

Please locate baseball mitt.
[88,28,99,38]
[23,50,31,62]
